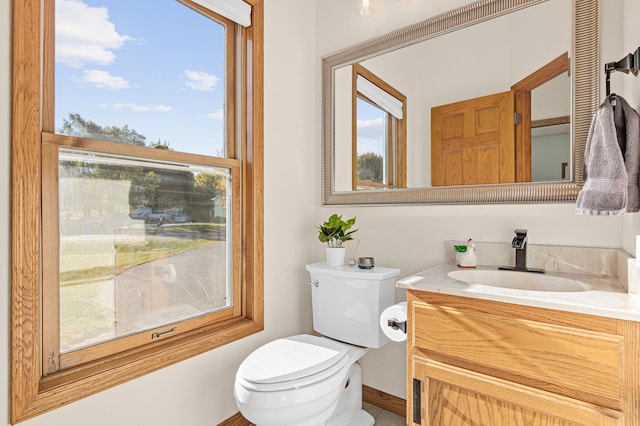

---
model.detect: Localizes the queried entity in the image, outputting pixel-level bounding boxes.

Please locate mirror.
[322,0,600,205]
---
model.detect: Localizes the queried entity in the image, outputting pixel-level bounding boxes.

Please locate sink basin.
[448,269,590,292]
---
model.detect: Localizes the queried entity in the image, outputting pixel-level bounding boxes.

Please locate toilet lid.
[237,334,349,384]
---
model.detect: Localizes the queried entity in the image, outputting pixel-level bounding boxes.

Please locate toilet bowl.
[233,263,401,426]
[233,334,371,426]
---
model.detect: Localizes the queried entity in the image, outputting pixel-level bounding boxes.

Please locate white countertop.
[397,263,640,322]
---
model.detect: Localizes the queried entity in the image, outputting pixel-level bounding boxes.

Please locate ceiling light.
[359,0,373,17]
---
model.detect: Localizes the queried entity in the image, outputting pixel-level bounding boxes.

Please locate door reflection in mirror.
[430,51,570,186]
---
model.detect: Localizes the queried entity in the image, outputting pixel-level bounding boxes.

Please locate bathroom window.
[11,0,263,422]
[352,64,407,190]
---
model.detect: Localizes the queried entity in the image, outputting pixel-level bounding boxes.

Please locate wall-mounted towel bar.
[605,47,640,96]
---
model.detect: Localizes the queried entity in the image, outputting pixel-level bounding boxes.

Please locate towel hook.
[604,46,640,97]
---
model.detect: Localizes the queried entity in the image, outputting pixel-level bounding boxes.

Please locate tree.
[60,113,147,146]
[191,172,227,222]
[193,173,224,199]
[357,152,384,183]
[129,171,161,209]
[150,139,171,150]
[57,114,197,222]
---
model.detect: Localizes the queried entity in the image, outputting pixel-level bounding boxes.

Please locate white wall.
[1,0,318,424]
[316,0,635,400]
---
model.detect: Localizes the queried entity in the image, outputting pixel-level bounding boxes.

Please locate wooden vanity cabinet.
[407,291,640,425]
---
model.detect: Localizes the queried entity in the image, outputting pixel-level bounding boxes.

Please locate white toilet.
[233,262,400,426]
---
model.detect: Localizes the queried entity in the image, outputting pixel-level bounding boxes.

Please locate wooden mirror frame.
[321,0,599,205]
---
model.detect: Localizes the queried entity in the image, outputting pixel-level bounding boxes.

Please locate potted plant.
[453,239,477,268]
[317,214,357,265]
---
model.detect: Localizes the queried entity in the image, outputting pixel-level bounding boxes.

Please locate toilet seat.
[236,334,351,392]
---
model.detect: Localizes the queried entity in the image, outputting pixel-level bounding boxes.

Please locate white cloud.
[56,0,132,67]
[185,70,219,91]
[205,109,224,120]
[99,103,172,112]
[357,117,385,137]
[356,117,385,155]
[357,117,384,128]
[77,70,130,89]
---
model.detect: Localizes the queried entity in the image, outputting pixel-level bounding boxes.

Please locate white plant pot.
[456,250,477,268]
[326,247,346,266]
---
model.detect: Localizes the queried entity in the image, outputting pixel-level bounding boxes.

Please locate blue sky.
[55,0,226,156]
[356,98,386,156]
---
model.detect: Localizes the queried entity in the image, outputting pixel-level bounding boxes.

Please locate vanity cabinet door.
[406,291,640,425]
[412,297,624,407]
[411,356,623,426]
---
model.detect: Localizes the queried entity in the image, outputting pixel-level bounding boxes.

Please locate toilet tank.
[305,262,400,349]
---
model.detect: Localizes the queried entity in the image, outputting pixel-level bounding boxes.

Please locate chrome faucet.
[499,229,544,273]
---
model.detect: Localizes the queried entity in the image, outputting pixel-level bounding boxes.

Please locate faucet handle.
[512,229,528,249]
[512,235,527,249]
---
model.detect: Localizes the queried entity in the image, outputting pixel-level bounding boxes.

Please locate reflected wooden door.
[431,91,515,186]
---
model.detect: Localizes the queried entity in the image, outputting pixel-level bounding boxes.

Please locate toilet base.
[249,362,372,426]
[324,363,373,426]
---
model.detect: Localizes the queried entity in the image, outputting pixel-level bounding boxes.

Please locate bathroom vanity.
[399,247,640,425]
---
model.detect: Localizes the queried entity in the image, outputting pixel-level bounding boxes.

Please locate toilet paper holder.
[387,318,406,334]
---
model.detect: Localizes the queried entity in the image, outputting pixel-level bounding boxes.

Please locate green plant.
[454,238,474,252]
[317,214,357,248]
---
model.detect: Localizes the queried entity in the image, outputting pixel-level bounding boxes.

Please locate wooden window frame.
[10,0,264,423]
[41,1,241,375]
[41,136,243,372]
[351,64,407,191]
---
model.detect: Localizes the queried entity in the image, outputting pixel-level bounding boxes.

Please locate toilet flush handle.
[308,279,319,287]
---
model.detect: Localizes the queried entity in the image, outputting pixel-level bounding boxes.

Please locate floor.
[362,401,406,426]
[244,401,405,425]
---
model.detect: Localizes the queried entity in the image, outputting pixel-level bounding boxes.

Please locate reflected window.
[356,97,388,186]
[352,64,406,190]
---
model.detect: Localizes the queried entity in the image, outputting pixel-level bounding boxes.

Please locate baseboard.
[362,385,407,418]
[217,411,250,426]
[219,385,406,425]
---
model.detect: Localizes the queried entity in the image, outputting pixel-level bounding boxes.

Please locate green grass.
[58,223,224,350]
[60,281,115,351]
[61,231,219,285]
[60,238,215,284]
[144,222,225,235]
